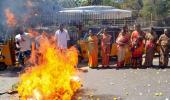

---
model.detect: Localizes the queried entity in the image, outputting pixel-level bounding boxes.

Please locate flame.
[18,34,81,100]
[4,8,17,27]
[28,28,39,37]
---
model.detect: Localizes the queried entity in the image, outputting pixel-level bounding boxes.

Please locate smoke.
[0,0,62,35]
[1,0,28,27]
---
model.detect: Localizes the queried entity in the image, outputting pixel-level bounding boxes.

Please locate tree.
[140,0,170,26]
[119,0,143,18]
[120,0,143,10]
[77,0,103,6]
[141,0,170,20]
[78,0,92,6]
[78,0,121,7]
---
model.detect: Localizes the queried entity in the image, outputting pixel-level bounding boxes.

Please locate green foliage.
[141,0,170,20]
[102,0,112,6]
[140,0,153,19]
[120,0,143,10]
[79,0,91,6]
[78,0,170,19]
[78,0,121,7]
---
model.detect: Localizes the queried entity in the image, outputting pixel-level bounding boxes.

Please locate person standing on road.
[101,28,112,68]
[87,30,98,68]
[157,29,170,68]
[130,24,145,68]
[116,25,130,68]
[54,24,70,50]
[35,31,49,64]
[35,31,49,49]
[15,28,32,65]
[144,27,157,67]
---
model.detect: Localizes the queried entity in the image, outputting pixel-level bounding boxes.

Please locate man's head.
[150,27,154,34]
[134,24,141,31]
[123,25,128,33]
[164,29,168,35]
[88,30,93,36]
[17,27,24,35]
[59,24,64,32]
[103,28,107,34]
[42,31,47,37]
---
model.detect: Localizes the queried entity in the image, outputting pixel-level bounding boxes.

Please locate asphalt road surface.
[0,58,170,100]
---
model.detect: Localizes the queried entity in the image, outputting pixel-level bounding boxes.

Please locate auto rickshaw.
[0,38,17,70]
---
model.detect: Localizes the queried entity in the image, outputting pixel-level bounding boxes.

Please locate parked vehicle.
[78,27,121,60]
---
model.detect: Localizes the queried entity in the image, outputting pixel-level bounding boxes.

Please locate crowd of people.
[15,24,70,66]
[14,24,170,69]
[86,24,170,69]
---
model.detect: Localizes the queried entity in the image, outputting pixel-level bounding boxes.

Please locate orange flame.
[18,34,81,100]
[4,8,17,27]
[28,28,39,37]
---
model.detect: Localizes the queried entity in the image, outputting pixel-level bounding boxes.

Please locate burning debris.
[17,38,82,100]
[1,1,82,98]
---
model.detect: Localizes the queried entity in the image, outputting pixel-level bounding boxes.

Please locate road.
[0,58,170,100]
[0,68,19,100]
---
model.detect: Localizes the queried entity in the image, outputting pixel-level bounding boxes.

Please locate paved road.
[0,58,170,100]
[78,68,170,100]
[0,68,19,100]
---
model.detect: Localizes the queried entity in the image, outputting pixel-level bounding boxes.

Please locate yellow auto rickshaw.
[0,38,17,70]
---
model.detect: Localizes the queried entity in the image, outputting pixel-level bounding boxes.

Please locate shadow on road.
[79,62,170,70]
[0,67,23,77]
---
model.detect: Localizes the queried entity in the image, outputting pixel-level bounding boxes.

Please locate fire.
[4,8,17,27]
[28,28,39,37]
[18,35,81,100]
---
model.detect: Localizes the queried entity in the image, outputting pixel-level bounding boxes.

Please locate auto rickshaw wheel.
[0,62,7,71]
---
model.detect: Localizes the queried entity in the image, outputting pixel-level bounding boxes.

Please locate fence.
[25,10,159,29]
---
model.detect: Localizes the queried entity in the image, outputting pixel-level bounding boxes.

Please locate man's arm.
[54,31,58,45]
[130,32,134,43]
[66,30,70,41]
[15,36,21,50]
[142,32,147,45]
[35,37,40,49]
[116,33,125,45]
[157,35,162,45]
[116,33,121,44]
[66,30,70,48]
